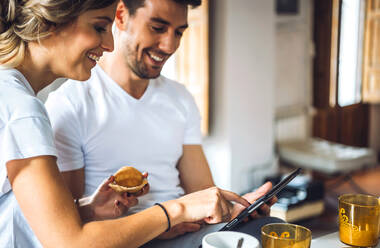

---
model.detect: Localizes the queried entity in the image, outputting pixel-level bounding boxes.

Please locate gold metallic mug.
[338,194,380,247]
[261,223,311,248]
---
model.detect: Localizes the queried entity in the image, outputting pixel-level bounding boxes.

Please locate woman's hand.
[230,181,277,221]
[88,173,149,220]
[173,186,251,225]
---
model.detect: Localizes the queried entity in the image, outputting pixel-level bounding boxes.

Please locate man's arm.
[177,145,215,194]
[62,168,85,199]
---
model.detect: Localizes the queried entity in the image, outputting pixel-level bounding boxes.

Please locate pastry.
[108,166,148,193]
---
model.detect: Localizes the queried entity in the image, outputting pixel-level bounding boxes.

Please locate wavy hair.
[0,0,117,68]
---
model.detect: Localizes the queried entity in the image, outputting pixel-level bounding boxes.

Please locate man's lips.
[149,53,164,62]
[145,50,169,65]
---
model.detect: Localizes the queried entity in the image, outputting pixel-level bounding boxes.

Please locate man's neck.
[99,55,149,100]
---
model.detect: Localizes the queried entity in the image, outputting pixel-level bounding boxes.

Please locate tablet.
[219,168,302,231]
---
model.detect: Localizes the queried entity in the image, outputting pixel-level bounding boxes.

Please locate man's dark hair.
[122,0,201,16]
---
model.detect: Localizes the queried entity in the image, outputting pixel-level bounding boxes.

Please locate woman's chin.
[70,71,91,82]
[79,74,91,82]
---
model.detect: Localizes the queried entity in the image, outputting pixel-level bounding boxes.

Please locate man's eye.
[175,31,183,37]
[152,26,165,32]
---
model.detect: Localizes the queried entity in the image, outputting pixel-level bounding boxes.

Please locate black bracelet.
[154,203,171,232]
[74,198,79,207]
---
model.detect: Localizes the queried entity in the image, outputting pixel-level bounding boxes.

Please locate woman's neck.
[16,42,57,94]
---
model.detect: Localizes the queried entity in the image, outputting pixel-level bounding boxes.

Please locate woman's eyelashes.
[94,25,107,33]
[93,21,112,34]
[175,30,183,37]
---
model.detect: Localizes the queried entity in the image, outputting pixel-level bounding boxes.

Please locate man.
[45,0,280,245]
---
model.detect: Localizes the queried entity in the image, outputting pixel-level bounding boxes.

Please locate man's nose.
[158,33,178,54]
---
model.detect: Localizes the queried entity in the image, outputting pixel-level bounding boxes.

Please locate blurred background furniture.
[278,138,377,174]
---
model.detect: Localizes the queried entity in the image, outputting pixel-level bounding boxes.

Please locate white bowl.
[202,231,259,248]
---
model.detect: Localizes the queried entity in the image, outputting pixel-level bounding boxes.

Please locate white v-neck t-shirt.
[0,68,57,247]
[45,65,201,212]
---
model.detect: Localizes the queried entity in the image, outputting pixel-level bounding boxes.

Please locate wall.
[204,0,276,193]
[274,0,314,142]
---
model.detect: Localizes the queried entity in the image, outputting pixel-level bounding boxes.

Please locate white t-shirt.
[45,65,202,212]
[0,68,57,247]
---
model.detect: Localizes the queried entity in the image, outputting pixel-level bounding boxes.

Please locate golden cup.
[261,223,311,248]
[338,194,380,247]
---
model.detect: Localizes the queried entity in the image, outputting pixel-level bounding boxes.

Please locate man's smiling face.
[120,0,188,79]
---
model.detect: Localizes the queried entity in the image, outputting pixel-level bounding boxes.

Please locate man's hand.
[230,182,277,221]
[157,221,204,239]
[89,173,149,220]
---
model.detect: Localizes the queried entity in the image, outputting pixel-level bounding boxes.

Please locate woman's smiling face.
[50,3,117,81]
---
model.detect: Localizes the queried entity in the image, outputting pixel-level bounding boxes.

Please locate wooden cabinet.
[313,0,369,147]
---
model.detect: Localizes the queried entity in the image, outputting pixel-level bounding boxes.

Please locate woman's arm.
[7,156,171,247]
[7,155,249,248]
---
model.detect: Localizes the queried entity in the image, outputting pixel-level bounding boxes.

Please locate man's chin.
[139,70,162,79]
[149,73,161,79]
[148,67,163,78]
[131,66,161,79]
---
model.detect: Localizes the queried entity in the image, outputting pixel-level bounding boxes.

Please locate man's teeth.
[88,54,100,61]
[149,53,164,62]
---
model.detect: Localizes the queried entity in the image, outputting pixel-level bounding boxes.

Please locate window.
[337,0,365,107]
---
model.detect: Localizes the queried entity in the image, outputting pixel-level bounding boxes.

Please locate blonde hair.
[0,0,116,68]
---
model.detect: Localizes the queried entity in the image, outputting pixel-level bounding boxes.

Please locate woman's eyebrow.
[94,16,114,23]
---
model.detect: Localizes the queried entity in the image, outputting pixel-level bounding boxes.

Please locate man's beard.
[128,60,161,79]
[126,47,161,79]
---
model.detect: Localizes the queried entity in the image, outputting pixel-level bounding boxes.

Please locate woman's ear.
[115,0,129,31]
[47,22,59,35]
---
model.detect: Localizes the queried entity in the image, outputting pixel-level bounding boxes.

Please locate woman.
[0,0,251,247]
